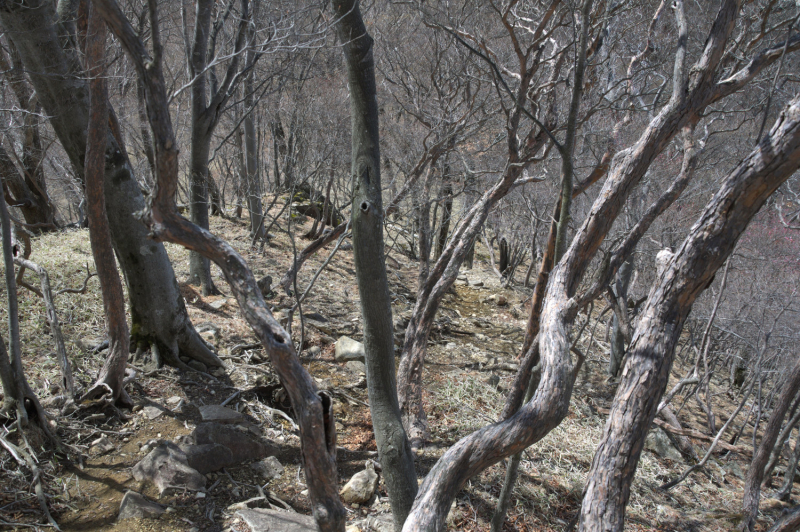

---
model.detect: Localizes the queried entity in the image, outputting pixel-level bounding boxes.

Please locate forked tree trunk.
[82,2,130,404]
[578,95,800,532]
[0,0,221,371]
[333,1,418,528]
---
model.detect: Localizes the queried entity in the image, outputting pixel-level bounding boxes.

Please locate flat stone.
[132,442,205,496]
[166,396,182,405]
[194,422,275,464]
[118,491,165,520]
[335,336,365,362]
[645,428,682,461]
[345,361,366,375]
[91,435,114,455]
[209,300,226,311]
[179,443,234,474]
[251,456,284,481]
[303,312,328,322]
[143,405,164,420]
[236,508,318,531]
[199,405,244,424]
[307,346,322,357]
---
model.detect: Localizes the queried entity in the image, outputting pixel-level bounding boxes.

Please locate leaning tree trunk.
[0,0,221,371]
[333,1,418,528]
[741,356,800,531]
[82,3,130,405]
[578,95,800,532]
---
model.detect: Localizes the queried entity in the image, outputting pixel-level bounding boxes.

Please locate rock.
[166,396,182,405]
[236,508,318,531]
[471,280,484,287]
[487,295,496,302]
[445,342,456,350]
[346,360,367,375]
[132,442,205,496]
[723,460,745,480]
[91,435,115,455]
[340,462,379,504]
[257,275,273,296]
[307,346,322,357]
[180,443,234,474]
[118,491,165,520]
[335,336,366,362]
[251,456,284,481]
[143,405,164,420]
[208,300,227,311]
[188,360,208,373]
[497,295,508,306]
[194,422,275,464]
[303,312,328,322]
[644,428,682,461]
[199,405,244,424]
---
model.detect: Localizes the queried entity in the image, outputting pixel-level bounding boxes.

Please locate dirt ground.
[0,201,795,531]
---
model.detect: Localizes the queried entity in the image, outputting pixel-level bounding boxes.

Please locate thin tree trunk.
[334,1,418,528]
[777,429,800,501]
[742,356,800,531]
[81,3,130,405]
[608,257,633,378]
[434,178,452,261]
[244,75,265,238]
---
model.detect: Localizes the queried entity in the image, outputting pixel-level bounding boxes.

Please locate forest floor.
[0,200,795,531]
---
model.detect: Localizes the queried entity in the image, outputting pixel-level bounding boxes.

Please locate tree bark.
[81,2,131,405]
[742,356,800,531]
[579,94,800,532]
[333,1,418,528]
[0,0,221,371]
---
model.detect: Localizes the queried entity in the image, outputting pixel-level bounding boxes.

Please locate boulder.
[199,404,244,424]
[335,336,365,362]
[340,461,379,504]
[236,508,318,531]
[132,442,205,496]
[345,361,366,375]
[118,491,165,520]
[142,405,164,420]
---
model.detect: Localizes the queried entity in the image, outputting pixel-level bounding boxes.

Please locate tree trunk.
[244,73,265,239]
[334,2,418,528]
[777,429,800,501]
[742,356,800,531]
[434,178,452,261]
[579,95,800,532]
[0,0,221,371]
[82,2,130,404]
[608,257,633,378]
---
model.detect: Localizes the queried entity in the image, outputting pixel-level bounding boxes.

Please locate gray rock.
[335,336,365,362]
[645,428,683,461]
[118,491,165,520]
[142,405,164,420]
[340,461,379,504]
[236,508,318,531]
[132,442,205,496]
[303,312,328,322]
[187,360,208,373]
[251,456,284,481]
[471,280,484,287]
[724,460,745,480]
[91,435,114,455]
[199,404,244,424]
[208,300,227,311]
[166,396,182,405]
[257,275,273,296]
[179,443,233,474]
[346,360,366,375]
[194,422,275,464]
[307,346,322,357]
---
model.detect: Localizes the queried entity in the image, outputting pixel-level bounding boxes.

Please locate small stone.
[118,491,165,520]
[199,405,244,424]
[257,275,273,296]
[340,462,379,504]
[335,336,366,362]
[251,456,284,481]
[471,280,484,287]
[196,491,206,499]
[209,300,227,311]
[143,406,164,420]
[307,346,321,357]
[132,404,142,413]
[345,360,366,375]
[497,295,508,306]
[91,435,114,455]
[445,342,456,350]
[237,508,318,532]
[167,396,182,405]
